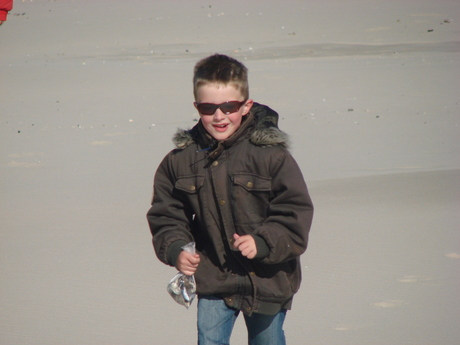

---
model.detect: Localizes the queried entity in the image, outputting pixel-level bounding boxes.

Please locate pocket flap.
[175,175,205,193]
[233,173,271,192]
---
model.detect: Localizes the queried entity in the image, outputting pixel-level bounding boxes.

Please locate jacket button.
[212,161,219,167]
[219,200,226,205]
[189,185,196,191]
[246,181,253,188]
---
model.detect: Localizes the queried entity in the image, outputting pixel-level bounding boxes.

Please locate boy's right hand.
[176,250,201,276]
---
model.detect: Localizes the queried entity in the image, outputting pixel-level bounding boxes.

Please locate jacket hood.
[172,103,290,150]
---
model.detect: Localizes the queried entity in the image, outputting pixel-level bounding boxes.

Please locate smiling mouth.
[213,124,229,128]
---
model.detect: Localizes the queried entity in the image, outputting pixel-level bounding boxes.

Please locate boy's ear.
[242,99,254,116]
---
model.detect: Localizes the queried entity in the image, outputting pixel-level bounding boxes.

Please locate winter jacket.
[147,103,314,315]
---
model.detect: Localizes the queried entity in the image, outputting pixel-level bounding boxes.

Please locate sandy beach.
[1,0,459,344]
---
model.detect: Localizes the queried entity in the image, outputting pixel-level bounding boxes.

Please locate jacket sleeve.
[146,152,194,267]
[252,150,314,264]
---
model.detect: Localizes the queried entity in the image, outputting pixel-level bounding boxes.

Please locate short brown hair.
[193,54,249,100]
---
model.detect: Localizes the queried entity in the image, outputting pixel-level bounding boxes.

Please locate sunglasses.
[194,100,247,115]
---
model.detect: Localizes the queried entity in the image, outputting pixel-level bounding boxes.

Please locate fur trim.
[172,127,289,150]
[250,127,290,149]
[172,128,195,149]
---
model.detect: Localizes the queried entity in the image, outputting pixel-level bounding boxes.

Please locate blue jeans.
[197,295,287,345]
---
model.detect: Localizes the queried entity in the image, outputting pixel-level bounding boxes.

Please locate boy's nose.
[213,109,226,121]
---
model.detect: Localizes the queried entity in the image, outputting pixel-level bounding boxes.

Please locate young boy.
[147,54,313,345]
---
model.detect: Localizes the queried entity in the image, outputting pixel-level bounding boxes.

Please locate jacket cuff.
[166,240,189,267]
[253,235,270,259]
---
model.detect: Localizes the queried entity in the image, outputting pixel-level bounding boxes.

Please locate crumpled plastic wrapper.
[167,242,197,308]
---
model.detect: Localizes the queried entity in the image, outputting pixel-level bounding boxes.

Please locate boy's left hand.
[233,233,257,259]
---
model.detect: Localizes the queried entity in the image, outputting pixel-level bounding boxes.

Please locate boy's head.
[193,54,253,141]
[193,54,249,101]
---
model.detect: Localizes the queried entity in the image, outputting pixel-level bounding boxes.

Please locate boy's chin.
[211,133,231,141]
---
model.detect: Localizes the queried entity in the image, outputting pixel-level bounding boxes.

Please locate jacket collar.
[172,103,290,158]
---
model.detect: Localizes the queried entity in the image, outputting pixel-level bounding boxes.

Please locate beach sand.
[1,0,459,344]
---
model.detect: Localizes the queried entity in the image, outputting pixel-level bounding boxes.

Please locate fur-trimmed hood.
[172,103,290,151]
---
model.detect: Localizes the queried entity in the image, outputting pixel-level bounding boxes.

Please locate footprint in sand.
[335,323,369,331]
[7,160,40,168]
[397,275,431,283]
[8,152,42,158]
[7,152,43,167]
[91,140,113,146]
[370,300,406,308]
[335,324,353,331]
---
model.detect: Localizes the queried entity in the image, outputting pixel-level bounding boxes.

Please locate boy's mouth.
[213,123,229,131]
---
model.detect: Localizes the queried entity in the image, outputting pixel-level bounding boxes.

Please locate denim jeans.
[197,295,287,345]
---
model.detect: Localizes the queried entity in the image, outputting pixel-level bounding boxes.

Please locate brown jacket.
[147,103,314,315]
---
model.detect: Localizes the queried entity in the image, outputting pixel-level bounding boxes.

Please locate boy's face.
[195,83,253,141]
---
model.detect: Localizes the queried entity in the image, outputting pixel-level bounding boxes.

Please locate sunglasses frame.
[194,100,247,116]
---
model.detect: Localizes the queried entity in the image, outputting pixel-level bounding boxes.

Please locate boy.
[147,54,313,345]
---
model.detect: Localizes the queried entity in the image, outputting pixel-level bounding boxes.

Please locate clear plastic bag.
[167,242,197,308]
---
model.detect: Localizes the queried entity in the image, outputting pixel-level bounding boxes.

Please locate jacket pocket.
[232,173,272,225]
[252,260,301,300]
[174,175,205,212]
[175,175,205,194]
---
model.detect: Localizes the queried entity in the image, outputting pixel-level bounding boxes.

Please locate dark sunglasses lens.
[220,102,241,114]
[197,103,219,115]
[197,101,244,115]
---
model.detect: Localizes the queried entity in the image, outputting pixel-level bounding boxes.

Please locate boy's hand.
[233,233,257,259]
[176,251,200,276]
